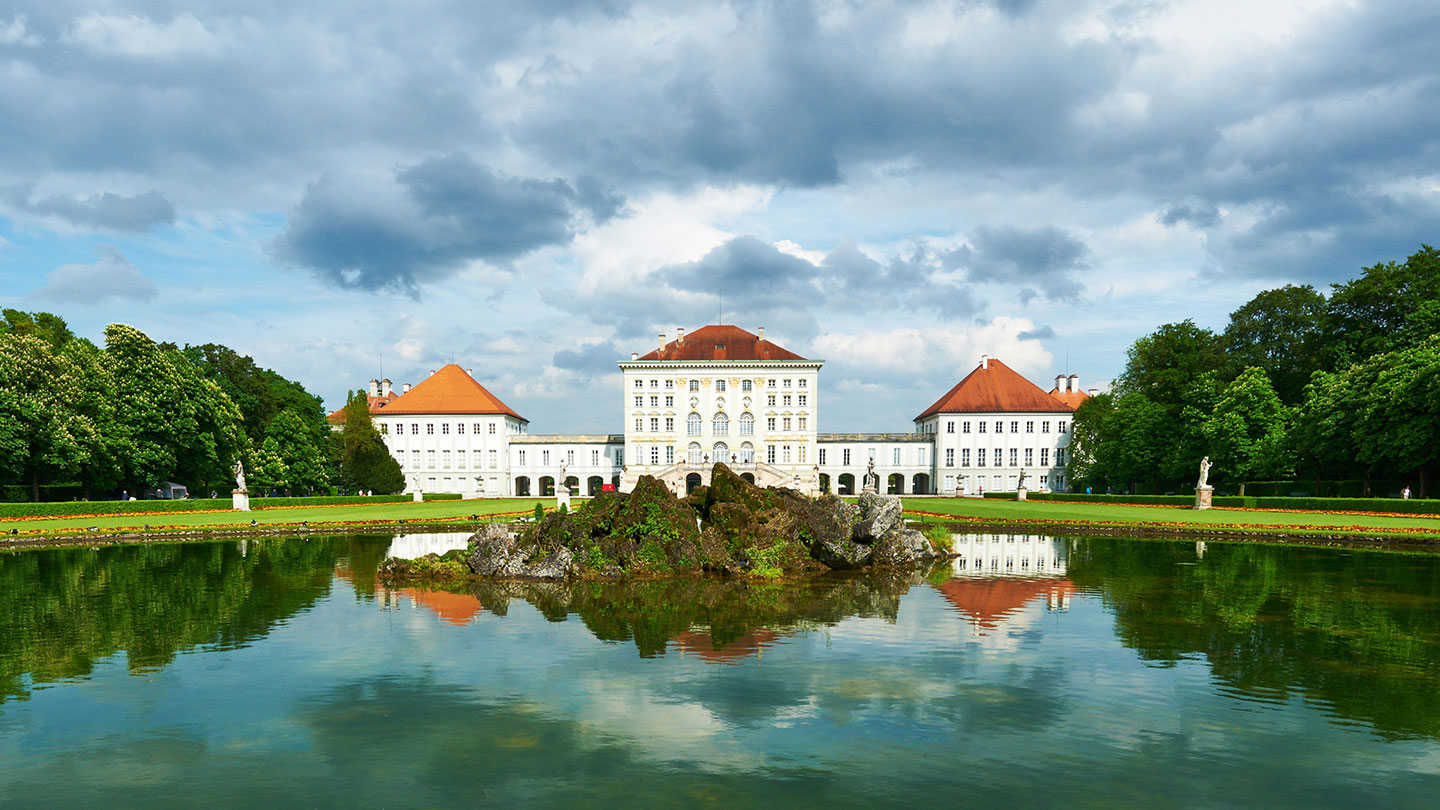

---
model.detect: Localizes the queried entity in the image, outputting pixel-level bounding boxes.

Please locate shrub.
[0,494,412,519]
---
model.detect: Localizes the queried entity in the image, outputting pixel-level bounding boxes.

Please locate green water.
[2,533,1439,808]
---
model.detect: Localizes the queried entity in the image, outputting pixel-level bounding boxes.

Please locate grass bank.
[902,496,1440,546]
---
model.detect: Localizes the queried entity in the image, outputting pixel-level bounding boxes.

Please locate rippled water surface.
[3,533,1440,808]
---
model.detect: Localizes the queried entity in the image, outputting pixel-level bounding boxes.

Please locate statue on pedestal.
[1017,469,1028,489]
[1197,456,1212,489]
[232,460,247,492]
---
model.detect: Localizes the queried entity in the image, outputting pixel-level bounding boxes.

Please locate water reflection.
[938,534,1074,633]
[384,531,473,560]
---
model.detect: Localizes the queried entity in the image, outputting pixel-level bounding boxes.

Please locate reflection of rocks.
[445,465,948,581]
[465,569,935,657]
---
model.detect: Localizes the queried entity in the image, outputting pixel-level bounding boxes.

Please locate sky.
[1,0,1437,432]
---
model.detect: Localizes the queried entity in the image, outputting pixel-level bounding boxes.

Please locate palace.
[345,325,1089,497]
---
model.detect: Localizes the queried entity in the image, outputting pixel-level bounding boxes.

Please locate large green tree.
[1201,366,1294,482]
[1324,244,1440,367]
[1223,284,1326,405]
[333,391,405,494]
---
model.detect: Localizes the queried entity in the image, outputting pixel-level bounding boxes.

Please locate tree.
[1,308,75,349]
[1201,367,1294,482]
[334,391,404,494]
[1324,244,1440,367]
[263,409,330,494]
[1223,284,1327,405]
[0,332,99,500]
[1115,320,1226,406]
[1353,338,1440,498]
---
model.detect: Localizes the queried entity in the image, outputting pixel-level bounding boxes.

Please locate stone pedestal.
[1194,485,1213,510]
[232,489,251,512]
[413,491,424,503]
[1016,486,1027,501]
[556,484,572,510]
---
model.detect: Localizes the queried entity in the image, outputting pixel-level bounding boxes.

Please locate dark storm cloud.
[964,226,1088,300]
[272,153,623,291]
[3,184,175,231]
[1160,203,1221,229]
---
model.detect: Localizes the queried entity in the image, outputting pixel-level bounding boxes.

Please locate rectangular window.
[768,379,777,388]
[843,448,851,465]
[518,450,526,466]
[716,380,727,392]
[1011,421,1019,434]
[635,417,643,431]
[426,424,434,435]
[978,422,987,434]
[650,379,658,388]
[456,423,465,435]
[919,447,927,465]
[488,423,496,434]
[767,395,776,406]
[946,448,954,467]
[566,450,574,465]
[592,449,600,465]
[798,417,807,430]
[542,450,550,465]
[1024,448,1033,466]
[798,445,806,463]
[489,449,497,468]
[635,379,643,388]
[635,396,643,407]
[767,417,776,430]
[962,448,971,467]
[666,446,674,464]
[427,450,436,469]
[650,396,658,407]
[1057,449,1067,465]
[995,421,1003,433]
[819,448,827,465]
[946,421,954,434]
[665,417,674,431]
[411,423,419,435]
[1041,448,1049,466]
[689,380,699,392]
[1058,421,1067,434]
[616,450,623,465]
[782,417,792,431]
[442,450,452,468]
[1042,421,1051,433]
[650,446,659,465]
[798,394,807,406]
[893,448,901,465]
[411,450,419,468]
[963,421,971,434]
[783,379,791,388]
[742,380,752,392]
[782,445,792,463]
[1026,421,1034,434]
[799,379,807,388]
[977,449,986,467]
[767,445,777,463]
[665,379,674,389]
[782,394,791,406]
[650,417,659,431]
[665,395,674,407]
[379,423,388,434]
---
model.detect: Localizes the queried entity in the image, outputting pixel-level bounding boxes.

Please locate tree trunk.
[30,472,39,503]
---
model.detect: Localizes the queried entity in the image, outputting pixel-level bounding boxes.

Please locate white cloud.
[812,317,1054,376]
[65,12,223,60]
[28,247,158,305]
[0,15,41,46]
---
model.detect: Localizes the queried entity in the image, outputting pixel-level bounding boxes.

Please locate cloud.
[4,185,176,231]
[29,247,158,305]
[1017,325,1055,340]
[1160,203,1221,229]
[273,153,622,291]
[553,340,624,375]
[963,226,1089,301]
[0,15,41,46]
[64,12,222,60]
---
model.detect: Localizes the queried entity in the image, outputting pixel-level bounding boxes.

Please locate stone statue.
[1017,469,1028,489]
[1197,456,1212,489]
[232,460,247,492]
[475,476,485,495]
[559,460,567,483]
[866,457,877,489]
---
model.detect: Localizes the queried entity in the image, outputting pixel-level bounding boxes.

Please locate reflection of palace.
[670,629,784,664]
[384,532,473,561]
[937,534,1074,632]
[334,325,1089,497]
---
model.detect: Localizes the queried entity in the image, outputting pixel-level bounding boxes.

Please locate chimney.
[630,352,639,361]
[1088,387,1099,396]
[380,378,392,396]
[402,382,412,394]
[368,379,379,397]
[980,355,989,370]
[676,327,685,344]
[658,333,666,352]
[467,368,474,376]
[429,369,436,377]
[758,326,765,341]
[1055,374,1065,392]
[1068,374,1079,393]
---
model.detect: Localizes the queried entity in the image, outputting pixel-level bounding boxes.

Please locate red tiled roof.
[934,578,1076,630]
[326,392,400,424]
[1047,387,1090,408]
[916,358,1077,419]
[635,325,807,362]
[378,364,525,420]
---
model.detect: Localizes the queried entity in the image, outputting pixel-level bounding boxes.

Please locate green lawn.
[2,497,553,535]
[901,496,1440,537]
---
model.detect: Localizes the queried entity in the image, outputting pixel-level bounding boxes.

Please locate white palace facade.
[351,325,1089,498]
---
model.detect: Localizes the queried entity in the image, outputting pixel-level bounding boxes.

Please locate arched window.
[688,442,703,464]
[712,412,729,434]
[687,412,702,436]
[739,442,754,463]
[739,412,754,435]
[713,443,730,464]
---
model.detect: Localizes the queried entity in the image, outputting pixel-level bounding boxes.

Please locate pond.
[2,532,1439,807]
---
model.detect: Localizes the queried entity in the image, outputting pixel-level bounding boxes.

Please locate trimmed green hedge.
[0,494,413,519]
[979,490,1440,514]
[421,493,462,501]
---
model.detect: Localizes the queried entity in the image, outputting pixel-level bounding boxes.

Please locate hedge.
[978,490,1440,514]
[421,493,462,501]
[0,494,414,519]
